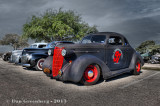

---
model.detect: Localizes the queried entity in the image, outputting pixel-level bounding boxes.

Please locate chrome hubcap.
[40,62,43,66]
[88,70,94,77]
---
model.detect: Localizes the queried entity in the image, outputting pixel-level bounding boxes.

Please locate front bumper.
[21,55,36,67]
[22,64,31,67]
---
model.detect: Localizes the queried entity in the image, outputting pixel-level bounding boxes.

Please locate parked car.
[141,52,152,62]
[2,51,12,61]
[21,41,74,71]
[148,53,160,64]
[43,32,144,85]
[9,50,23,64]
[9,43,48,64]
[29,43,47,48]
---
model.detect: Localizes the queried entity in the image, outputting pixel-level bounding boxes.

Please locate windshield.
[30,45,37,48]
[81,35,106,44]
[46,42,56,48]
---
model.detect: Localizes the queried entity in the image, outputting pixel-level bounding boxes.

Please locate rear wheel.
[4,56,9,61]
[35,58,45,71]
[132,59,141,75]
[80,64,100,85]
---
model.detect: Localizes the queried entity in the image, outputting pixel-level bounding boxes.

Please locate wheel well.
[96,64,103,77]
[36,58,45,62]
[35,58,40,62]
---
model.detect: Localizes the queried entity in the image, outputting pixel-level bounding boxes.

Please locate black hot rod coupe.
[43,32,144,85]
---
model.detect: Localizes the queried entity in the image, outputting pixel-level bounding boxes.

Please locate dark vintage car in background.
[29,43,47,48]
[141,52,151,63]
[9,50,23,64]
[9,43,48,64]
[43,32,144,85]
[148,53,160,64]
[2,51,12,61]
[21,41,74,71]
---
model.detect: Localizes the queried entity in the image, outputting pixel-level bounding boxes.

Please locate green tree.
[22,8,98,42]
[147,45,160,55]
[0,34,29,50]
[136,40,155,54]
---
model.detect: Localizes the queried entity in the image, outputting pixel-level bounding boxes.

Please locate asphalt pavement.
[0,58,160,106]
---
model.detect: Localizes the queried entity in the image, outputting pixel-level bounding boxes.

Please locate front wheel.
[80,64,100,85]
[132,59,141,75]
[35,58,45,71]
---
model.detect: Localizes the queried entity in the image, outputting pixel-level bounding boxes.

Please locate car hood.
[57,43,105,49]
[22,48,49,55]
[12,50,23,55]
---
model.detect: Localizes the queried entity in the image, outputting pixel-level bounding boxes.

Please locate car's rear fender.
[129,52,144,70]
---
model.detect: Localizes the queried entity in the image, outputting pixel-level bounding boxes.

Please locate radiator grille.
[52,47,64,77]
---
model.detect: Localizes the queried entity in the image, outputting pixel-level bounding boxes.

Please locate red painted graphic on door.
[113,51,122,63]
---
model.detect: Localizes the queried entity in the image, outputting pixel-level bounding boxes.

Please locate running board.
[104,68,132,79]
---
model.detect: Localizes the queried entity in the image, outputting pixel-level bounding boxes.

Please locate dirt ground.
[0,58,160,106]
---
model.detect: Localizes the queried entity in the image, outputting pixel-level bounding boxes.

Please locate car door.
[122,37,134,68]
[106,36,128,71]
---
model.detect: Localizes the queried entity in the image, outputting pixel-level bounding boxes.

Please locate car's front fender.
[31,53,48,61]
[61,55,111,82]
[42,56,53,71]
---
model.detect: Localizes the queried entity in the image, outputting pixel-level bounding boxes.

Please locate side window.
[108,36,123,45]
[124,38,128,46]
[91,35,106,43]
[81,35,106,44]
[38,45,47,48]
[32,45,37,48]
[81,36,92,43]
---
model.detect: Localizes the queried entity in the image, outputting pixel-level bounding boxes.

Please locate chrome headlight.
[155,57,159,60]
[61,49,67,56]
[48,49,52,56]
[26,54,32,60]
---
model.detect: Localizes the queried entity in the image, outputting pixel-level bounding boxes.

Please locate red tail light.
[52,47,64,77]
